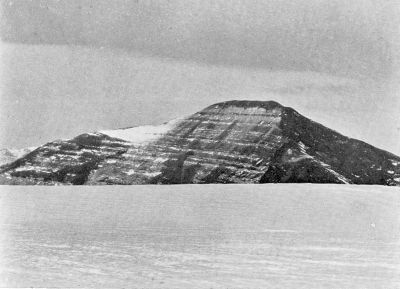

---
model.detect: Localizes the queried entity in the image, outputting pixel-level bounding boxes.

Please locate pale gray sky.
[1,0,400,155]
[2,0,399,78]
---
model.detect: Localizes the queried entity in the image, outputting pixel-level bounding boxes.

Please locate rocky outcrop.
[1,100,400,185]
[0,133,130,185]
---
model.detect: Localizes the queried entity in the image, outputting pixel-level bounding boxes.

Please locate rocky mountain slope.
[1,100,399,185]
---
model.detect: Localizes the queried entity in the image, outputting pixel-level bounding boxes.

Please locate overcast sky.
[1,0,400,155]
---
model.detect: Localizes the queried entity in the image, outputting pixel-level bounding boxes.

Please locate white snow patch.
[143,172,161,178]
[67,155,81,160]
[15,166,32,172]
[15,166,50,173]
[85,132,103,137]
[288,155,313,163]
[80,149,96,154]
[394,177,400,182]
[318,160,350,184]
[388,170,395,174]
[298,142,307,154]
[126,169,136,176]
[100,118,182,145]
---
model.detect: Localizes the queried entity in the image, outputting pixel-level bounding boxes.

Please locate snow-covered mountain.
[1,100,399,185]
[0,147,36,166]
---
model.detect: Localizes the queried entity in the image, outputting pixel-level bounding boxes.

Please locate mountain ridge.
[1,100,399,185]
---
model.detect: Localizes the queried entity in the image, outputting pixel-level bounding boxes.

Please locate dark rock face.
[1,100,400,185]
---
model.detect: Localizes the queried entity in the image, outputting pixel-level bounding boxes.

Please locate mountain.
[1,100,399,185]
[0,148,35,166]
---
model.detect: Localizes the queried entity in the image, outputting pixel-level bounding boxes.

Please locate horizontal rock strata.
[1,100,399,185]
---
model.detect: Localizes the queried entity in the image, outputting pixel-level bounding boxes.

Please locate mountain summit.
[1,100,399,185]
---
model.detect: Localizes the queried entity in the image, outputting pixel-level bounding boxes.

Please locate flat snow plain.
[0,184,399,288]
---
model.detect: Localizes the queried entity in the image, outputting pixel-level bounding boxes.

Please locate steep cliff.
[1,100,399,185]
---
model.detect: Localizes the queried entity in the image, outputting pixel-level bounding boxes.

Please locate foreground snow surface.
[0,184,399,288]
[99,118,182,145]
